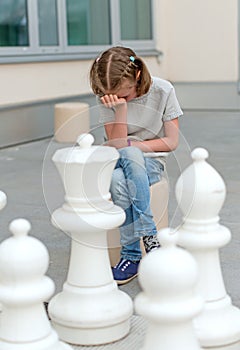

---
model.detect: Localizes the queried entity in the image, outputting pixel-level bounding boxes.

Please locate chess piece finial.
[77,133,94,148]
[176,147,225,224]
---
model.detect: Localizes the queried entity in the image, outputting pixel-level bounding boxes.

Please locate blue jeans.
[110,147,164,262]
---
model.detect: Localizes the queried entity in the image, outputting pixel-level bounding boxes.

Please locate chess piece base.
[52,318,130,346]
[49,282,132,345]
[0,330,72,350]
[195,296,240,349]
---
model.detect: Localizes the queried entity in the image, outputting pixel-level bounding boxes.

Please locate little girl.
[90,46,183,284]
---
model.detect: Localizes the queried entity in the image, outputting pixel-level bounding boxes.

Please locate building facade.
[0,0,239,147]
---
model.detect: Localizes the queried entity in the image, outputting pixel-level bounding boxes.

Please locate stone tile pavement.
[0,110,239,348]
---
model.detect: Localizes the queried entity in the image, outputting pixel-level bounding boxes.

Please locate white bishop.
[176,147,240,349]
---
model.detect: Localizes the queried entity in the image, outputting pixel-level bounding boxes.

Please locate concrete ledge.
[0,94,97,148]
[174,81,240,111]
[1,81,240,148]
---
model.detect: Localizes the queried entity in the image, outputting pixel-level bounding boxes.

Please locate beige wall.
[0,57,161,107]
[0,0,238,106]
[154,0,238,82]
[0,60,92,106]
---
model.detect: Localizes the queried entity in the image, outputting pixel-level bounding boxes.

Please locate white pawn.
[0,190,7,312]
[0,190,7,211]
[176,148,240,349]
[0,218,73,350]
[135,228,203,350]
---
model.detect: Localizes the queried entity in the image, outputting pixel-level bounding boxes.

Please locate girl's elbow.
[169,138,179,151]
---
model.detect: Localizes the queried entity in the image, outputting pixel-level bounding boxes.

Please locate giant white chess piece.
[0,190,7,211]
[176,147,240,349]
[135,228,203,350]
[0,190,7,312]
[0,218,72,350]
[48,133,133,345]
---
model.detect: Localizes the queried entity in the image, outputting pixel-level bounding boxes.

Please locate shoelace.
[114,259,131,271]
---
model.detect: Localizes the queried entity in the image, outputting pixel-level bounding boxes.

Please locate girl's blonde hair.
[90,46,152,97]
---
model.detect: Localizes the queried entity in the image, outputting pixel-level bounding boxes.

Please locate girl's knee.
[110,168,125,196]
[119,146,144,163]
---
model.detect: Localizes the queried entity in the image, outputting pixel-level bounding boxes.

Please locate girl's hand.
[102,94,128,144]
[104,138,128,149]
[100,94,126,108]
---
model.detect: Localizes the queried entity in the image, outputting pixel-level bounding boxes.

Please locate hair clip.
[129,56,135,62]
[96,57,100,63]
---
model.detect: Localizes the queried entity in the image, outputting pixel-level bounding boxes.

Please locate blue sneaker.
[112,258,140,285]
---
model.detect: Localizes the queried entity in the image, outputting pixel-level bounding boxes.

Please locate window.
[120,0,152,41]
[0,0,29,47]
[66,0,111,46]
[0,0,154,62]
[238,0,240,93]
[38,0,58,46]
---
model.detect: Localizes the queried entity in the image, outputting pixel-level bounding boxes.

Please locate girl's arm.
[131,118,179,152]
[101,95,129,148]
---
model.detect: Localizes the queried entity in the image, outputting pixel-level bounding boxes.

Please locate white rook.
[135,228,203,350]
[0,218,72,350]
[176,148,240,349]
[48,133,133,345]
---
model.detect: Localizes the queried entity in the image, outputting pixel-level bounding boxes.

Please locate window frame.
[0,0,156,63]
[238,0,240,93]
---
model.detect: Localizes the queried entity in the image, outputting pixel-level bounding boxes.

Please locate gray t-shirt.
[98,77,183,165]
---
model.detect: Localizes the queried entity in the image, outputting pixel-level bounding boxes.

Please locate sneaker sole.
[116,273,138,285]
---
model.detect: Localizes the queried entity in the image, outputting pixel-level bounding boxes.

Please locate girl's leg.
[110,167,142,262]
[117,147,159,239]
[143,156,165,252]
[110,167,141,284]
[110,147,164,283]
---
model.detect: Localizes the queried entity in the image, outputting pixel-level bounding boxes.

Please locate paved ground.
[0,110,239,348]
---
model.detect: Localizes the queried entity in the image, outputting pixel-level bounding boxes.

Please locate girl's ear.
[136,70,141,80]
